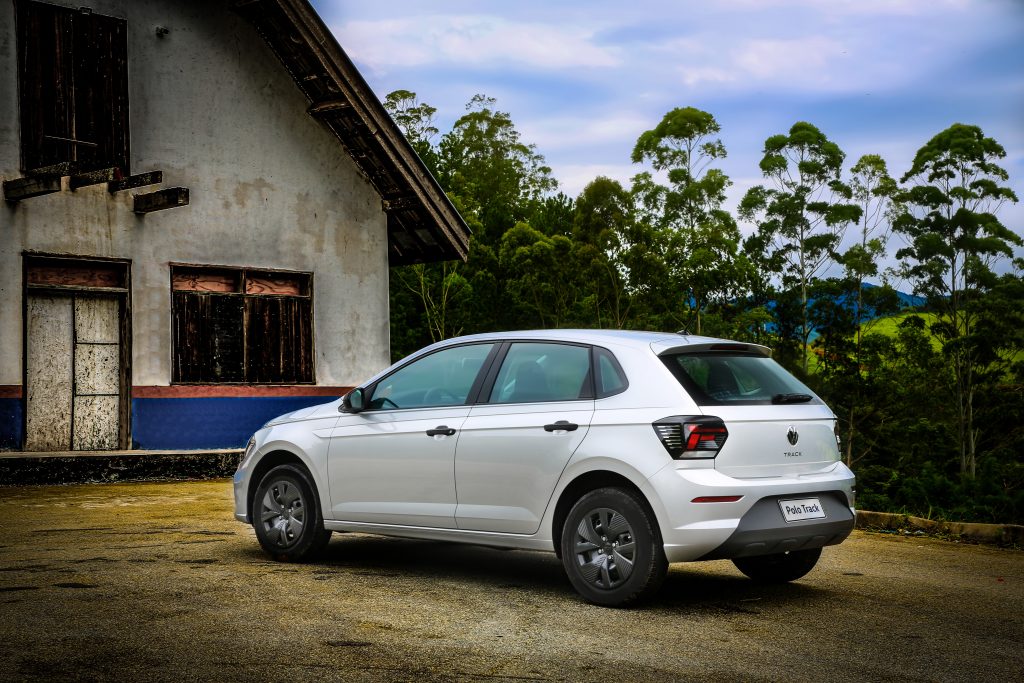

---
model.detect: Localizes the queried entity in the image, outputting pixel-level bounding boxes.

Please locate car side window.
[488,343,592,404]
[595,347,628,398]
[369,343,494,410]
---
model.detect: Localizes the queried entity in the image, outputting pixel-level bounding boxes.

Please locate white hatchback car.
[233,330,855,606]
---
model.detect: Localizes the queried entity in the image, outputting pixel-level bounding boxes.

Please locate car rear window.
[661,353,820,406]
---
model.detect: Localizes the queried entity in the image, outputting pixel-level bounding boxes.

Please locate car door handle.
[426,426,456,437]
[543,421,579,432]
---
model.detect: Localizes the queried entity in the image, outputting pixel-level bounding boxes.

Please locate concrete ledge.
[857,510,1024,546]
[0,448,243,460]
[0,449,243,486]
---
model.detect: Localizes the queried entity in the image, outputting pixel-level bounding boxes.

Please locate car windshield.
[661,353,819,406]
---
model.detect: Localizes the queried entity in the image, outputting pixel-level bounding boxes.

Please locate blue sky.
[311,0,1024,273]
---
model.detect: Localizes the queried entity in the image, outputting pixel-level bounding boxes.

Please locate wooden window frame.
[170,264,316,385]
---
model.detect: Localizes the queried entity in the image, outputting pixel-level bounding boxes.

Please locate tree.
[385,91,559,349]
[630,107,747,334]
[740,122,861,374]
[383,89,440,174]
[894,123,1021,477]
[572,177,634,328]
[846,154,901,345]
[393,262,472,344]
[498,222,578,328]
[437,94,556,244]
[631,107,729,227]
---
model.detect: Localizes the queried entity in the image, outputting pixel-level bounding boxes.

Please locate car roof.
[435,329,769,354]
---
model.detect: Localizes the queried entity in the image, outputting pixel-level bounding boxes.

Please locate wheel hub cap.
[573,507,637,590]
[260,480,306,548]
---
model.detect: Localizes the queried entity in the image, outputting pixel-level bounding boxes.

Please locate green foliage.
[630,108,754,334]
[437,94,556,245]
[382,90,1023,522]
[894,123,1022,478]
[741,122,863,374]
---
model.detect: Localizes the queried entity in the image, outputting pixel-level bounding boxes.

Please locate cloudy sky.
[312,0,1024,267]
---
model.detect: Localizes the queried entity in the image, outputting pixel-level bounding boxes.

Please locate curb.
[856,510,1024,546]
[0,450,243,486]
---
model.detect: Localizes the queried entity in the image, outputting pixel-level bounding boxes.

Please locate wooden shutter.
[17,0,75,171]
[172,293,245,383]
[73,11,130,173]
[16,0,129,173]
[245,298,313,384]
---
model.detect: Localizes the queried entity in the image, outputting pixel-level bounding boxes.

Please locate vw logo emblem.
[787,426,799,445]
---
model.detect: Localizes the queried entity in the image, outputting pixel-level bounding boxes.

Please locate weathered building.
[0,0,469,451]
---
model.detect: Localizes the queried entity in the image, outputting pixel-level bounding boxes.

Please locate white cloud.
[733,37,847,83]
[678,66,735,87]
[519,114,652,152]
[652,34,860,91]
[716,0,968,16]
[333,16,619,73]
[550,163,638,198]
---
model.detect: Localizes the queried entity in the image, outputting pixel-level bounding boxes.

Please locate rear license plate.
[779,498,826,522]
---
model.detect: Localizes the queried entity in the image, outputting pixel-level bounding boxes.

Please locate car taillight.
[653,416,728,459]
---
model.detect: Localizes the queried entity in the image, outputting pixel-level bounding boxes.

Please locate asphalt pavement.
[0,480,1021,682]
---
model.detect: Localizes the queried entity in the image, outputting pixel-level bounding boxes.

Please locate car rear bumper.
[647,461,855,562]
[696,491,854,560]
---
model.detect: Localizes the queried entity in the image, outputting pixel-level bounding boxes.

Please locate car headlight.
[238,436,257,471]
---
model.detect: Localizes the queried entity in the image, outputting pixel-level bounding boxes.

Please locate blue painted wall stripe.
[1,396,334,451]
[130,396,334,450]
[0,399,23,450]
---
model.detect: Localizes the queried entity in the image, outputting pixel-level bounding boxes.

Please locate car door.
[454,342,595,534]
[326,342,497,528]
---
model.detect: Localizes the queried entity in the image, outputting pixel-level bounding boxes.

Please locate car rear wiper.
[772,393,813,404]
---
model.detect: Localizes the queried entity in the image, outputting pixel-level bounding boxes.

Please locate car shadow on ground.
[232,532,833,613]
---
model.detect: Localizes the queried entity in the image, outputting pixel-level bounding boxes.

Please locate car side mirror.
[341,387,366,413]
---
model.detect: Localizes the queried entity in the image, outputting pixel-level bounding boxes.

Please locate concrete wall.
[0,0,392,392]
[0,0,391,389]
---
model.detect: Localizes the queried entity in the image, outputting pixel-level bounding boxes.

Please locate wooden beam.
[3,175,61,202]
[382,195,419,213]
[133,187,189,214]
[108,171,162,193]
[25,161,80,178]
[70,167,122,191]
[307,99,352,117]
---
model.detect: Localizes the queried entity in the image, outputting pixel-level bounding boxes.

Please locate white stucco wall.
[0,0,391,387]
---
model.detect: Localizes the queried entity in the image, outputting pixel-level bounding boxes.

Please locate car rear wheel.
[560,487,667,607]
[732,547,821,583]
[253,464,331,562]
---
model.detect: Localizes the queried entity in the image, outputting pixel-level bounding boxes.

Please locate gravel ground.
[0,480,1021,682]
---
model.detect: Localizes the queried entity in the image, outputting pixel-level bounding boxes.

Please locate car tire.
[560,487,667,607]
[732,548,821,583]
[253,464,331,562]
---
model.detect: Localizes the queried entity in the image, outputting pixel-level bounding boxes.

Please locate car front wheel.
[732,547,821,583]
[253,463,331,562]
[560,487,667,607]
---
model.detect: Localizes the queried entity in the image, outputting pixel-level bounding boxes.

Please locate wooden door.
[25,293,123,451]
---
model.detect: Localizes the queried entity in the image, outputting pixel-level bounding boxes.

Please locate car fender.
[247,417,337,521]
[538,454,667,547]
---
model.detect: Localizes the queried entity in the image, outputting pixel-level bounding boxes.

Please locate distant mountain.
[752,284,927,340]
[863,282,927,309]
